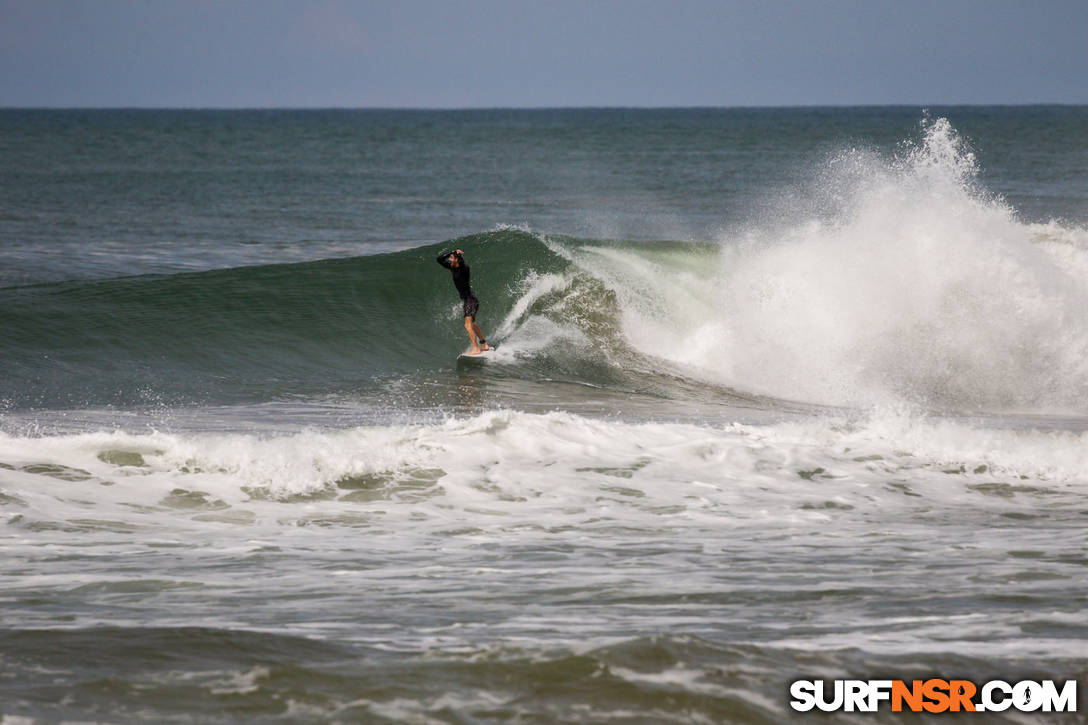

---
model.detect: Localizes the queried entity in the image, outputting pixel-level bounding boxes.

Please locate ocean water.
[1,107,1087,723]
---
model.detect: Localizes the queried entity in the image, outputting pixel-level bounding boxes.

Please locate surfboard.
[457,348,495,361]
[456,348,496,359]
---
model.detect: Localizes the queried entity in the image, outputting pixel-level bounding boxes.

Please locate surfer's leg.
[471,322,489,350]
[464,316,481,353]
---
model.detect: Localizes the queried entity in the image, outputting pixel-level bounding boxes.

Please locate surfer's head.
[448,253,460,267]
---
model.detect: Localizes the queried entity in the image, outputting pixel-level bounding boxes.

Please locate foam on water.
[2,407,1086,687]
[3,410,1086,719]
[4,408,1087,528]
[518,119,1088,413]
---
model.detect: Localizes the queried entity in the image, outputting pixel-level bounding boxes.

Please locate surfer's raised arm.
[436,249,465,269]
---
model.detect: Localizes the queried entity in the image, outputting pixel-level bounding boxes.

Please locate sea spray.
[530,118,1088,413]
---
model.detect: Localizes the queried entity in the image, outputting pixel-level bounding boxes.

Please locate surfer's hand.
[455,249,463,255]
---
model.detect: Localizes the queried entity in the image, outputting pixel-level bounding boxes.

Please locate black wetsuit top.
[437,252,473,299]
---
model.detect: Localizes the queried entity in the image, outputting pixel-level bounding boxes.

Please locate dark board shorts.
[462,295,479,320]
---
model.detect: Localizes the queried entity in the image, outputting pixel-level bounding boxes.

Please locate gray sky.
[1,0,1085,108]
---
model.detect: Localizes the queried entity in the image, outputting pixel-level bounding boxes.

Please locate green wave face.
[9,214,1084,416]
[0,229,606,409]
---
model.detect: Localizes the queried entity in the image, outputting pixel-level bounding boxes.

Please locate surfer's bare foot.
[481,343,490,351]
[469,347,481,355]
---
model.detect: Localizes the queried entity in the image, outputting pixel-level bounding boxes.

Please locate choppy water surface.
[2,108,1087,722]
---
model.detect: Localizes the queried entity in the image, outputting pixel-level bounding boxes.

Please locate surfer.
[437,248,490,355]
